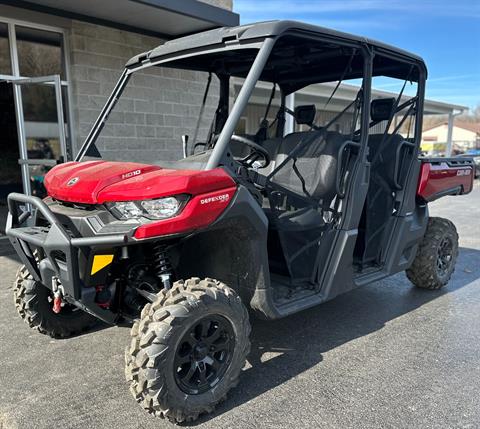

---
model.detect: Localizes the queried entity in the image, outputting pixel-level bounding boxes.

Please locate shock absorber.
[153,243,173,289]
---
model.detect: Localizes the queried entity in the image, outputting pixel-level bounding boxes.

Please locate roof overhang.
[0,0,239,39]
[234,79,468,115]
[421,99,468,115]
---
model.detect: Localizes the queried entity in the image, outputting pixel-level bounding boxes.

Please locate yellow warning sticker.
[91,254,114,275]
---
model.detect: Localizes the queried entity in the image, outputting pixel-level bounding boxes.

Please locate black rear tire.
[13,264,97,338]
[406,217,459,290]
[125,277,250,423]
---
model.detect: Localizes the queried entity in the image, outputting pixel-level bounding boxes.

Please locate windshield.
[84,67,219,164]
[81,46,262,167]
[78,35,371,171]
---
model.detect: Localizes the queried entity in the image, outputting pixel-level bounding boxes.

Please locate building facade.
[422,121,480,154]
[0,0,236,234]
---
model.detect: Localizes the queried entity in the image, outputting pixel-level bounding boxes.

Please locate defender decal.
[200,193,230,205]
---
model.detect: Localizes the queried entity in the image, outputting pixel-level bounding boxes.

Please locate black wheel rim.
[174,315,235,395]
[436,236,454,277]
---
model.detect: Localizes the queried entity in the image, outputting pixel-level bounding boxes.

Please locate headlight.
[140,197,180,219]
[110,201,143,219]
[107,196,186,220]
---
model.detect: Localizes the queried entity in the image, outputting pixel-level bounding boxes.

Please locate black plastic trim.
[423,186,463,202]
[6,193,129,304]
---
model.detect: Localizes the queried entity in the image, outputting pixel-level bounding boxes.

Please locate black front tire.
[125,277,251,423]
[13,264,97,338]
[406,217,459,290]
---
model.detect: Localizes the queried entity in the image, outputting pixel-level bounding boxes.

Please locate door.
[0,81,21,236]
[12,74,68,199]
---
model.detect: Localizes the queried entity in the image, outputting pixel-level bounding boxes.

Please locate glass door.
[13,74,68,198]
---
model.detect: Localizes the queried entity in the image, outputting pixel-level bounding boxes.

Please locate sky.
[233,0,480,110]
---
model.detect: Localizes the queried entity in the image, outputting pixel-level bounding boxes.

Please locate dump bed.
[417,157,474,202]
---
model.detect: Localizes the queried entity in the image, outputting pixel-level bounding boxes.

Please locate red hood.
[44,161,236,204]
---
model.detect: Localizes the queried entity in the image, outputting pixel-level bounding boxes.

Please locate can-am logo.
[122,169,142,179]
[67,177,79,186]
[456,169,471,176]
[200,194,230,205]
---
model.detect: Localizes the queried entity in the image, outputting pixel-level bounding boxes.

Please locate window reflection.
[0,22,11,74]
[21,82,67,161]
[29,164,51,198]
[16,25,64,79]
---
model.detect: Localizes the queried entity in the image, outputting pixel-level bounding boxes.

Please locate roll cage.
[75,20,427,174]
[73,22,428,287]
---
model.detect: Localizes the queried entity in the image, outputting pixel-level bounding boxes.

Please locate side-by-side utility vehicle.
[6,21,474,423]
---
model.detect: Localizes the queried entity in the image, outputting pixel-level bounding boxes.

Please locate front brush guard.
[6,193,129,323]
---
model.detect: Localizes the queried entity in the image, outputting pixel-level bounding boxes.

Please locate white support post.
[446,112,454,157]
[285,93,295,136]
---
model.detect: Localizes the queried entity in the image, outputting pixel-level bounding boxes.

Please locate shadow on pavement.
[192,246,480,425]
[0,239,18,259]
[2,241,480,420]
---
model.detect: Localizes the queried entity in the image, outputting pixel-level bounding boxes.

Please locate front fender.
[174,186,279,318]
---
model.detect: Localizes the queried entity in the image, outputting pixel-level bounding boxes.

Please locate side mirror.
[182,135,189,158]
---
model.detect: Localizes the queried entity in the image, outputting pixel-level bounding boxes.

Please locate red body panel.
[417,161,474,202]
[44,161,237,238]
[134,187,237,239]
[44,161,235,203]
[97,167,234,203]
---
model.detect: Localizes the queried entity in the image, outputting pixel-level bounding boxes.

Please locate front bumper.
[6,193,131,323]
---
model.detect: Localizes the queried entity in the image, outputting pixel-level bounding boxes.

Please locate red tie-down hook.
[51,277,64,314]
[52,290,63,314]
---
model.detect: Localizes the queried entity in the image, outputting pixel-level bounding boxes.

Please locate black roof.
[127,20,425,67]
[126,20,426,93]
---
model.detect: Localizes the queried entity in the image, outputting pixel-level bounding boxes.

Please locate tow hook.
[52,290,63,314]
[51,277,64,314]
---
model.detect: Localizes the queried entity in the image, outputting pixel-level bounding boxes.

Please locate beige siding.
[422,124,477,143]
[422,124,478,151]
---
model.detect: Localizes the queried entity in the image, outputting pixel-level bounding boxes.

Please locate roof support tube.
[206,37,276,170]
[75,68,131,161]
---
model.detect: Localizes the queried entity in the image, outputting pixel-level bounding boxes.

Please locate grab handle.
[336,140,361,198]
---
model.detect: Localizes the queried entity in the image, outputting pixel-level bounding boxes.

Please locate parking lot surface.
[1,183,479,429]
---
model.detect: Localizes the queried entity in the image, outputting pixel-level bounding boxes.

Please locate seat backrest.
[367,133,405,189]
[270,130,345,203]
[294,105,316,126]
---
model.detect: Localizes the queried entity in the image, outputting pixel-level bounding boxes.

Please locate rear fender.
[417,158,474,202]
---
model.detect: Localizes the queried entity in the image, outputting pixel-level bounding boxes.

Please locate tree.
[458,104,480,123]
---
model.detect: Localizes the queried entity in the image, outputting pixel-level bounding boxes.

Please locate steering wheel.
[230,134,271,168]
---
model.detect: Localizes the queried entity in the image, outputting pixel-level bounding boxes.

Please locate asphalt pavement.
[0,183,479,429]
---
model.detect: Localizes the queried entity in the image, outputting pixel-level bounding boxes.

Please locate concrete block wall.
[68,21,218,163]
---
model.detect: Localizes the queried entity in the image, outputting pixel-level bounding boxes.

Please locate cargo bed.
[417,157,474,202]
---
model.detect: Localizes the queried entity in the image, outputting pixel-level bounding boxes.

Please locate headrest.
[294,105,316,126]
[371,98,395,122]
